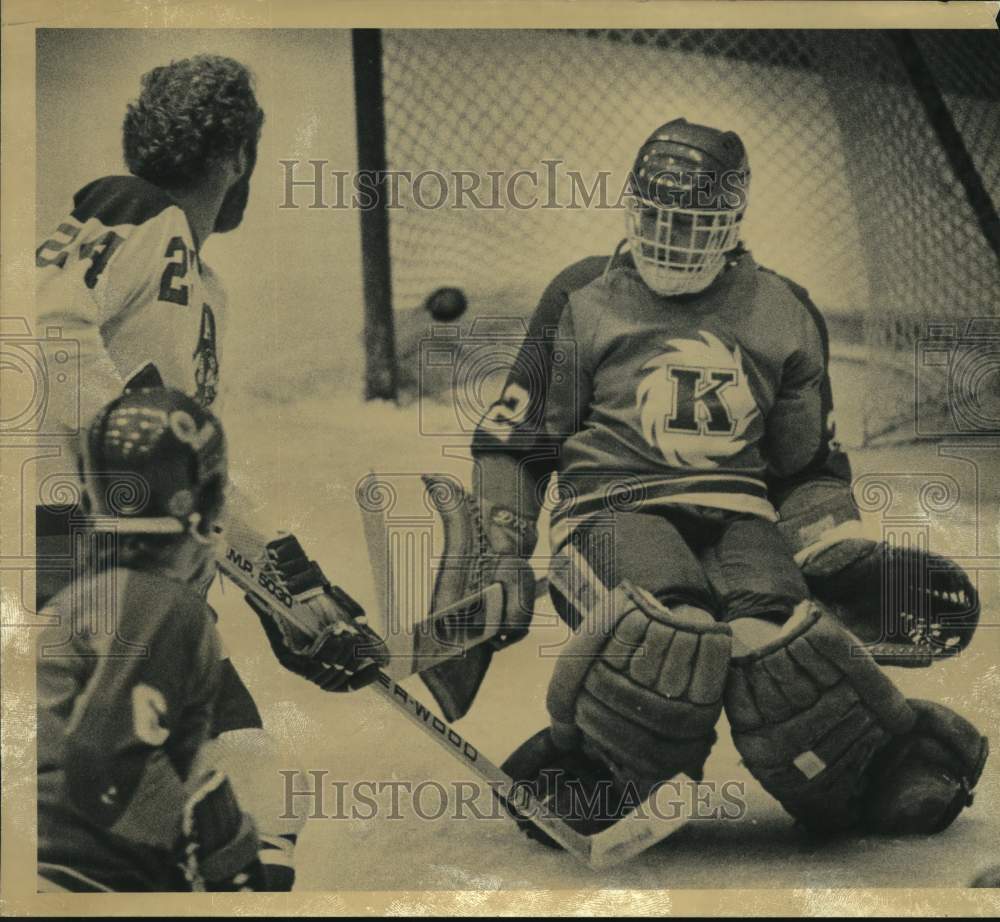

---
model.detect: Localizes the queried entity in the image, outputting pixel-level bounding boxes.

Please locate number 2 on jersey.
[36,223,123,289]
[158,236,190,305]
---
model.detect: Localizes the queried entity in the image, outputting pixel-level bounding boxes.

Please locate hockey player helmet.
[79,388,227,539]
[625,118,749,296]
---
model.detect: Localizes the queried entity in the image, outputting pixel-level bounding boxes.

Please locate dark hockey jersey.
[37,566,224,891]
[471,247,830,550]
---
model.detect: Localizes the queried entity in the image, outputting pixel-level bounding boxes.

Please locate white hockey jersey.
[36,176,227,478]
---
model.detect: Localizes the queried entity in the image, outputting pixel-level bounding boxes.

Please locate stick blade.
[586,775,692,870]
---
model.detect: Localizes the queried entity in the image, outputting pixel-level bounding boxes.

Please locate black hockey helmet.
[79,387,227,537]
[630,118,749,210]
[625,119,750,296]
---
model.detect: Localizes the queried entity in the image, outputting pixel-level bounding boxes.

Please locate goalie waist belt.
[548,474,776,554]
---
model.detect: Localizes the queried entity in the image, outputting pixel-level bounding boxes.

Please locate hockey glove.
[177,770,264,892]
[245,535,389,692]
[423,475,539,650]
[477,497,538,648]
[805,543,979,666]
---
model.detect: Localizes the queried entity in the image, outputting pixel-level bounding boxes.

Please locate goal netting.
[379,29,1000,444]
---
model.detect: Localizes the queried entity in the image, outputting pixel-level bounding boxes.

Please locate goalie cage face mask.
[625,118,749,297]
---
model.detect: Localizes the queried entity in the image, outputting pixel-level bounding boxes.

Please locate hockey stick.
[214,520,688,869]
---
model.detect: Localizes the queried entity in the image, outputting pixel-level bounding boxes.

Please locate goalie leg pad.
[547,581,732,788]
[725,606,919,833]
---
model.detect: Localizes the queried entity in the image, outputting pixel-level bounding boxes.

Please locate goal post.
[352,28,398,401]
[363,28,999,443]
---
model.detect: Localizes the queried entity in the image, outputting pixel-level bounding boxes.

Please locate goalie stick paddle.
[214,520,688,869]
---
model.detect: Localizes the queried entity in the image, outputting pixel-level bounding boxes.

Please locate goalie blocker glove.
[422,475,539,651]
[246,534,389,692]
[416,475,540,721]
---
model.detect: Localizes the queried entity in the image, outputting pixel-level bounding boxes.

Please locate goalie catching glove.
[803,543,979,667]
[245,534,389,692]
[775,476,980,666]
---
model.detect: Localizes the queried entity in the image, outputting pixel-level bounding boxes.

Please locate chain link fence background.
[381,29,999,444]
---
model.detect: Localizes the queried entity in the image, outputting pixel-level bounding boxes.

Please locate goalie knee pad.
[724,606,912,832]
[546,581,732,790]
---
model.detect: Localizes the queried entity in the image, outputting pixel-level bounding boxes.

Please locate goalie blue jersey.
[472,247,832,548]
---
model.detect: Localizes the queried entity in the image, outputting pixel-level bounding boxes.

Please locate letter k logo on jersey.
[637,331,760,468]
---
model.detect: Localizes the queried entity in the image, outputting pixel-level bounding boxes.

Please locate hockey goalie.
[416,118,988,847]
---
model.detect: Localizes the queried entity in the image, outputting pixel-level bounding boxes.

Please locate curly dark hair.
[123,54,264,188]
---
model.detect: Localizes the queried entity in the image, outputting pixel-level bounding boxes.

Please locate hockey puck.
[424,287,468,321]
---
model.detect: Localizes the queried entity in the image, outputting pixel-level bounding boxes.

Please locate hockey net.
[379,29,1000,445]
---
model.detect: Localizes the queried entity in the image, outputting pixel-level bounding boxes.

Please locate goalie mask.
[625,118,749,297]
[79,387,227,540]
